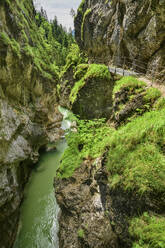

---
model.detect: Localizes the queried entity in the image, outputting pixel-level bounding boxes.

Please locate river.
[13,107,71,248]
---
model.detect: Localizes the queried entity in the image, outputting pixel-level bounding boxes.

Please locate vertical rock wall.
[75,0,165,82]
[0,1,61,247]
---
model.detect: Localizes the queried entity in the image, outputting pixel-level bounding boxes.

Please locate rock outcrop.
[60,63,114,119]
[55,75,165,247]
[55,152,161,248]
[110,77,161,127]
[0,1,61,247]
[55,157,118,248]
[75,0,165,82]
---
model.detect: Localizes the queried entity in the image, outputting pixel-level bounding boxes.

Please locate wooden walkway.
[108,56,165,97]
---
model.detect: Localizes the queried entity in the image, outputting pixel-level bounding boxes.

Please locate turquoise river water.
[14,107,70,248]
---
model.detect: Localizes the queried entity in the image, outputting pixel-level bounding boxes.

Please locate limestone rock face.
[75,0,165,82]
[72,72,114,120]
[0,1,62,247]
[55,157,118,248]
[60,63,114,119]
[0,99,62,248]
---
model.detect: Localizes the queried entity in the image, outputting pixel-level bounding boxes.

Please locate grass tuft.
[113,76,146,98]
[129,212,165,248]
[107,108,165,194]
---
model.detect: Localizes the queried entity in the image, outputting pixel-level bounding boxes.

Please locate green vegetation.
[61,44,87,76]
[113,76,147,97]
[0,1,75,82]
[35,10,74,66]
[57,118,113,178]
[69,64,111,104]
[58,72,165,246]
[154,97,165,110]
[74,64,89,80]
[81,8,92,41]
[112,76,162,124]
[107,108,165,194]
[77,228,85,238]
[59,105,165,194]
[0,31,11,46]
[129,213,165,248]
[144,87,161,103]
[77,0,86,15]
[0,32,21,58]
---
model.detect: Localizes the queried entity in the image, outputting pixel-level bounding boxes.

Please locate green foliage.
[113,76,147,98]
[11,39,21,58]
[107,108,165,194]
[77,0,86,14]
[1,1,75,81]
[0,32,21,57]
[129,213,165,248]
[69,78,86,104]
[144,87,161,103]
[0,31,11,45]
[69,64,111,104]
[74,64,89,80]
[4,0,11,5]
[112,76,161,124]
[85,64,111,80]
[35,12,74,67]
[62,44,87,74]
[81,8,92,41]
[154,97,165,110]
[77,229,85,238]
[57,118,113,178]
[23,46,34,58]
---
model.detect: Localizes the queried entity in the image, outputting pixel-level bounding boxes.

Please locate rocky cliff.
[74,0,165,82]
[0,1,61,247]
[55,76,165,248]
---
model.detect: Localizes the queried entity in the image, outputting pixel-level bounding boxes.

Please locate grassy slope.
[58,76,165,248]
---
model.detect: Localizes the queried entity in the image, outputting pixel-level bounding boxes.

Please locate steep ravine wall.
[74,0,165,82]
[0,1,61,247]
[55,76,164,248]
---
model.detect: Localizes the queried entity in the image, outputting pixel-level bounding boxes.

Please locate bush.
[129,212,165,248]
[57,118,113,178]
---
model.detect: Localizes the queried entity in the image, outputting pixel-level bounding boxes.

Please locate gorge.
[0,0,165,248]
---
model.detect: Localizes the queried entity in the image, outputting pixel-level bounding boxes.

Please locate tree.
[70,8,76,18]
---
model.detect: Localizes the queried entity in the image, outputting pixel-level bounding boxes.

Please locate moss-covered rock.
[71,64,114,119]
[0,1,62,247]
[111,76,161,127]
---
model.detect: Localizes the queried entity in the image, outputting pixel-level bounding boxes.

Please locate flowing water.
[14,107,71,248]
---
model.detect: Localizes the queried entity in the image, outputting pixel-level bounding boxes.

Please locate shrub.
[57,118,113,178]
[129,212,165,248]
